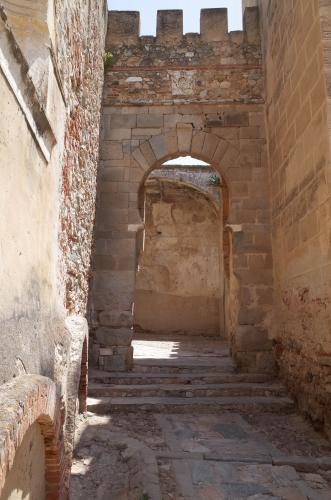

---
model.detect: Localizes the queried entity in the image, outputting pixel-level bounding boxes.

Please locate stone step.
[133,357,235,374]
[87,395,295,414]
[89,382,287,399]
[89,370,273,386]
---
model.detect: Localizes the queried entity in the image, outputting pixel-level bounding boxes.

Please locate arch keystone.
[177,123,193,153]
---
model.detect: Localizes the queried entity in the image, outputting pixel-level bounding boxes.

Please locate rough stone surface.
[258,0,331,437]
[0,0,107,497]
[134,178,222,336]
[71,336,331,499]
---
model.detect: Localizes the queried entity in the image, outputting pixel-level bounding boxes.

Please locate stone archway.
[134,171,224,338]
[91,123,274,373]
[0,375,65,500]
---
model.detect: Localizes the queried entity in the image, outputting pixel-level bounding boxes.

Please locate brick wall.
[259,0,331,436]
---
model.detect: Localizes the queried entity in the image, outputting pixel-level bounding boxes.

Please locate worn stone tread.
[88,382,287,399]
[133,357,236,373]
[89,370,272,384]
[87,395,295,413]
[134,357,234,366]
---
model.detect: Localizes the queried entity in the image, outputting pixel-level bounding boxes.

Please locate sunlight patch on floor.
[132,339,180,359]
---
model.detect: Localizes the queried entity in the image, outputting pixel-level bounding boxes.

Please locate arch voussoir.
[139,141,157,167]
[220,143,240,170]
[132,148,150,172]
[201,133,220,160]
[191,131,207,158]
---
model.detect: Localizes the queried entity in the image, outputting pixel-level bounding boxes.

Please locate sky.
[107,1,243,34]
[164,156,209,166]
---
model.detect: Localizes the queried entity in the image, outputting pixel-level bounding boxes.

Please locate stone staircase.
[87,336,294,414]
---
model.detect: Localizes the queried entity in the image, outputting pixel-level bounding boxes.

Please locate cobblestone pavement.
[70,337,331,499]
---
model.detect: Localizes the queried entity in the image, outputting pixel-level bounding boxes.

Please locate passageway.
[133,157,224,338]
[71,335,331,499]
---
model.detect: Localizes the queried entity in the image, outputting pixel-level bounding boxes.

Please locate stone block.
[191,132,206,156]
[202,134,220,160]
[109,114,137,129]
[213,139,229,164]
[100,192,129,208]
[221,112,249,127]
[149,135,167,160]
[95,327,133,346]
[255,351,276,374]
[177,123,193,153]
[137,114,164,128]
[101,167,126,182]
[256,287,273,305]
[132,149,150,171]
[236,325,272,352]
[99,347,113,356]
[140,141,157,165]
[239,126,260,139]
[107,11,140,48]
[108,129,132,140]
[97,208,129,227]
[92,343,100,364]
[165,130,178,156]
[110,238,136,256]
[102,346,134,371]
[93,270,135,293]
[100,182,119,193]
[238,307,266,325]
[220,144,240,169]
[132,128,161,137]
[99,311,133,328]
[201,9,228,42]
[243,7,260,44]
[100,142,123,160]
[94,255,116,271]
[129,168,144,183]
[157,10,183,44]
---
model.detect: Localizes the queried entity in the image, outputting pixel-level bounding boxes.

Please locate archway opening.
[132,155,230,350]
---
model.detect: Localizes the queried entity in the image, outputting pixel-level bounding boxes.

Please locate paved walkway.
[70,336,331,499]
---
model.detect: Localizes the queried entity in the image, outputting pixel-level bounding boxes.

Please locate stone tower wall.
[259,0,331,436]
[91,8,275,374]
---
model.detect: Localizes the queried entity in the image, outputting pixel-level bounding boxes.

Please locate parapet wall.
[104,8,263,106]
[107,8,260,47]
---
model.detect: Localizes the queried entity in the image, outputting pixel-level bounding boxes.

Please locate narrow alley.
[70,337,331,499]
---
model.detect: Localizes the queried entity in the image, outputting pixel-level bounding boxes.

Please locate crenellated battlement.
[103,7,263,107]
[106,7,260,49]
